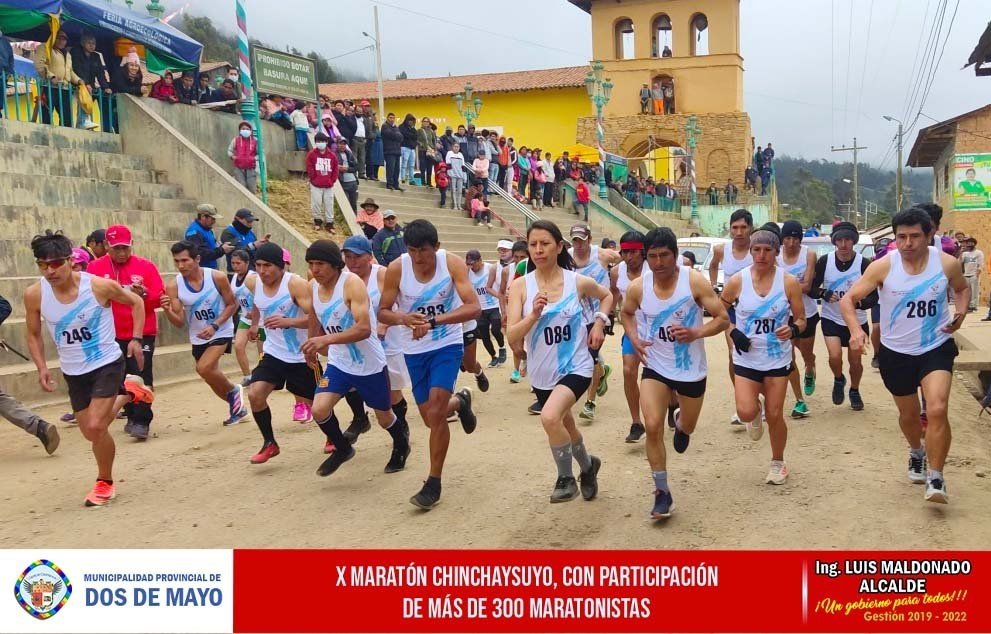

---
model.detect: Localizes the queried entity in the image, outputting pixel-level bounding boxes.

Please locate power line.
[865,0,901,89]
[898,0,935,124]
[830,0,835,144]
[327,44,375,61]
[901,0,947,126]
[853,0,875,136]
[906,0,961,135]
[841,0,855,138]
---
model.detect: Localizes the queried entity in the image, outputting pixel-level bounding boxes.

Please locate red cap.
[360,99,371,106]
[105,225,133,247]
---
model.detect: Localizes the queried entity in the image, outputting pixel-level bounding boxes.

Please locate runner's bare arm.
[377,258,419,327]
[484,264,499,298]
[780,274,807,337]
[578,273,612,350]
[599,248,621,268]
[689,269,731,337]
[438,252,481,326]
[280,275,313,328]
[618,278,647,361]
[609,265,622,313]
[160,279,185,327]
[943,252,971,333]
[375,266,388,338]
[840,257,889,338]
[506,276,533,347]
[801,248,817,294]
[336,276,373,344]
[718,271,742,307]
[213,270,238,329]
[22,284,48,378]
[709,243,724,286]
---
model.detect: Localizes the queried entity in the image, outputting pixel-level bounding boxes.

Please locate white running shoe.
[730,413,744,427]
[924,478,948,504]
[907,451,927,483]
[746,397,765,441]
[766,461,788,485]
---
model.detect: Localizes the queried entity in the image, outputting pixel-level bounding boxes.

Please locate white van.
[677,237,730,291]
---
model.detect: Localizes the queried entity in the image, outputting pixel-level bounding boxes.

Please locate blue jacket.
[184,220,221,269]
[219,221,257,271]
[0,36,14,77]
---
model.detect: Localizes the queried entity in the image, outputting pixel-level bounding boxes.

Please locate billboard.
[250,45,317,103]
[952,153,991,210]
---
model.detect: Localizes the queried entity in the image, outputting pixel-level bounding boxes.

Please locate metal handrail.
[2,71,119,133]
[488,179,540,229]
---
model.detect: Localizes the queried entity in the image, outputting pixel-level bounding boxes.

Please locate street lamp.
[454,82,483,127]
[146,0,164,18]
[585,60,612,199]
[883,115,904,211]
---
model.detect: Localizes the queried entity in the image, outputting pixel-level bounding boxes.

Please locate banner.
[250,45,317,103]
[952,153,991,210]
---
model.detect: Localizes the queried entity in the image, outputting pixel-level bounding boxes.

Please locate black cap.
[781,220,803,238]
[831,221,859,244]
[235,208,259,222]
[759,222,781,237]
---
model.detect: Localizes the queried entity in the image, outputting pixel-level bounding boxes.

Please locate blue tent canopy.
[14,53,39,77]
[0,0,62,12]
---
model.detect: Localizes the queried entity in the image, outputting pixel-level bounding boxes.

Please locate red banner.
[233,550,989,633]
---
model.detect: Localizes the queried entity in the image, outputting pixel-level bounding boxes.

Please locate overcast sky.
[167,0,989,167]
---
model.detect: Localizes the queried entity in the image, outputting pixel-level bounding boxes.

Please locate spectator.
[762,143,775,166]
[486,132,500,187]
[334,100,357,146]
[961,237,984,312]
[175,71,197,105]
[472,151,490,196]
[367,112,383,181]
[541,151,556,208]
[34,29,80,127]
[601,237,616,250]
[356,197,384,239]
[516,146,531,202]
[440,125,456,157]
[307,132,339,233]
[150,70,179,103]
[0,28,12,119]
[417,116,438,187]
[380,112,403,191]
[529,148,545,210]
[744,165,758,193]
[371,210,405,265]
[290,103,310,150]
[753,143,765,174]
[639,83,651,114]
[228,120,258,193]
[352,103,367,179]
[663,82,675,114]
[219,208,266,271]
[398,113,418,186]
[85,229,107,259]
[463,124,480,162]
[497,137,511,191]
[203,78,239,114]
[434,159,450,208]
[706,181,719,204]
[682,251,697,267]
[335,137,359,214]
[445,142,467,210]
[662,44,673,57]
[267,94,292,129]
[453,124,469,151]
[724,178,738,204]
[87,224,163,440]
[506,138,518,193]
[470,192,493,228]
[574,175,591,221]
[72,32,109,130]
[184,203,232,269]
[318,110,338,141]
[195,73,214,103]
[651,81,663,115]
[760,165,771,196]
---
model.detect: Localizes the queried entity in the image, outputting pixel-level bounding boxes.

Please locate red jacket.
[576,182,591,203]
[307,148,339,188]
[231,135,258,170]
[87,254,164,339]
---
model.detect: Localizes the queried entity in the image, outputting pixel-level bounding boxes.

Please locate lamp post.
[146,0,164,18]
[585,60,612,199]
[883,115,904,211]
[684,115,702,222]
[454,82,483,127]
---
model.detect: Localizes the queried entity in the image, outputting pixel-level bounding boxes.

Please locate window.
[690,13,709,56]
[615,18,635,60]
[652,14,672,57]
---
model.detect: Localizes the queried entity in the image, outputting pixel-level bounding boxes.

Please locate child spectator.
[434,160,450,208]
[445,142,466,211]
[306,132,339,233]
[228,120,258,193]
[150,70,179,103]
[290,103,310,150]
[470,192,492,228]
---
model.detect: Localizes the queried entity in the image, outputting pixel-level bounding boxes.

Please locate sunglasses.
[36,258,68,270]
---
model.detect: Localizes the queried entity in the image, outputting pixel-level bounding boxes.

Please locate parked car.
[678,236,730,292]
[801,233,875,258]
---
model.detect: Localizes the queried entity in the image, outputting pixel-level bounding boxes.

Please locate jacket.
[184,219,224,269]
[87,255,163,339]
[307,147,340,188]
[220,220,258,270]
[371,225,406,266]
[150,79,177,101]
[228,134,258,170]
[0,293,11,326]
[380,122,403,156]
[112,67,143,96]
[399,122,418,150]
[576,183,590,203]
[337,113,358,142]
[440,133,456,156]
[72,49,108,89]
[0,36,13,76]
[175,81,198,104]
[362,113,378,141]
[337,148,358,184]
[35,46,80,84]
[463,136,480,162]
[417,126,437,152]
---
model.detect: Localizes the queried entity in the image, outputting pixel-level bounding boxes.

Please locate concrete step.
[0,239,177,277]
[0,173,183,208]
[0,141,156,180]
[0,205,193,242]
[0,272,179,319]
[135,197,199,213]
[0,118,122,153]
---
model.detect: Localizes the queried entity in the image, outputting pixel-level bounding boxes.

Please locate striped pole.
[235,0,251,99]
[234,0,268,203]
[596,106,607,198]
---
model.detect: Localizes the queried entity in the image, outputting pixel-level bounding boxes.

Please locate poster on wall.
[953,154,991,210]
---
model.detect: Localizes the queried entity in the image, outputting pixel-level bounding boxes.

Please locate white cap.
[497,239,514,250]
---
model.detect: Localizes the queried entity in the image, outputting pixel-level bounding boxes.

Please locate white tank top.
[722,244,753,278]
[396,250,463,354]
[821,252,866,324]
[40,272,121,376]
[470,263,498,311]
[777,246,818,318]
[312,272,386,376]
[523,269,594,389]
[254,272,306,363]
[177,270,234,344]
[362,264,400,356]
[233,271,257,326]
[575,246,609,316]
[880,246,951,355]
[637,267,706,382]
[615,261,641,300]
[732,266,793,371]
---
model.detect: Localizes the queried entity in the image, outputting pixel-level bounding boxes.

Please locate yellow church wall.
[380,87,590,156]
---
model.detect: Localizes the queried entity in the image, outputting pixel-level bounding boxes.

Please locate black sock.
[316,414,351,453]
[425,475,441,492]
[386,416,409,449]
[393,398,408,426]
[344,391,367,422]
[253,407,276,444]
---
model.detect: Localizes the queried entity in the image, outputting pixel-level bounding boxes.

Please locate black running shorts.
[250,354,318,399]
[790,313,820,340]
[533,374,593,408]
[65,356,126,413]
[641,367,706,398]
[191,337,233,361]
[821,317,868,348]
[733,363,792,384]
[879,339,958,397]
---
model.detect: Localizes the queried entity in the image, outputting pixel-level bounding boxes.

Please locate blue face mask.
[239,129,251,138]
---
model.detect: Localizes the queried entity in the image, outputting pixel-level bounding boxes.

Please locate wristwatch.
[209,322,220,331]
[428,317,437,329]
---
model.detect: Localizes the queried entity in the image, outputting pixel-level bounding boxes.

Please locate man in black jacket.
[73,33,110,130]
[334,100,357,145]
[380,112,404,191]
[462,124,480,162]
[219,208,269,272]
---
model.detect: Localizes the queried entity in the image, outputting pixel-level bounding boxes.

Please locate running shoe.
[625,422,645,443]
[907,451,927,483]
[803,372,816,396]
[123,420,134,435]
[324,440,336,454]
[224,385,248,426]
[487,358,500,369]
[60,412,76,424]
[924,478,949,504]
[672,408,691,454]
[765,461,788,485]
[476,371,490,393]
[849,388,864,411]
[497,348,507,365]
[316,444,355,477]
[831,375,846,405]
[579,455,601,500]
[870,356,880,369]
[129,423,149,440]
[457,387,477,434]
[342,416,371,443]
[36,423,60,455]
[747,398,765,441]
[510,370,521,384]
[651,489,674,519]
[84,481,116,507]
[579,401,596,420]
[250,442,280,464]
[123,375,155,405]
[550,476,579,503]
[790,400,810,419]
[409,481,441,509]
[384,445,411,474]
[527,400,542,415]
[596,363,612,397]
[730,413,744,427]
[292,402,312,423]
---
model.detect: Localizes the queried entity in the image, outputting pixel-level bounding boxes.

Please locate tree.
[395,70,408,80]
[790,168,836,224]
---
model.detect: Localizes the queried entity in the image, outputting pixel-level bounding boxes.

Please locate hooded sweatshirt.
[228,122,258,170]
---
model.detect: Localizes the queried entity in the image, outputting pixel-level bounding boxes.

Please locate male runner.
[230,249,263,386]
[708,209,754,426]
[777,220,818,418]
[301,240,410,477]
[570,223,620,421]
[621,228,729,519]
[504,240,530,384]
[612,230,646,442]
[160,240,247,426]
[841,207,969,504]
[378,219,481,509]
[24,231,153,506]
[810,221,876,411]
[466,249,505,369]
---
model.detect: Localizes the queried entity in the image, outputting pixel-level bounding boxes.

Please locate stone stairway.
[0,119,233,407]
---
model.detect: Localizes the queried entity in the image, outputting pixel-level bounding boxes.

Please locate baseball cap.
[497,239,514,250]
[465,249,482,263]
[383,210,397,219]
[105,225,132,247]
[196,203,222,219]
[781,220,803,238]
[570,224,591,240]
[235,208,259,222]
[342,235,373,255]
[71,247,92,266]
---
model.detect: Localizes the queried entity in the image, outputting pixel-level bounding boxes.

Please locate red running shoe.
[324,440,336,454]
[250,442,280,464]
[84,481,116,507]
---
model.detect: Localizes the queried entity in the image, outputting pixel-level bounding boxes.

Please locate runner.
[718,226,806,485]
[282,248,314,424]
[301,240,410,476]
[378,219,482,509]
[489,239,515,368]
[709,209,754,426]
[24,231,154,506]
[159,240,247,426]
[810,221,876,411]
[506,220,612,503]
[620,227,730,518]
[776,220,818,418]
[230,249,264,386]
[570,223,620,421]
[466,249,505,370]
[869,238,894,369]
[612,230,646,442]
[840,207,969,504]
[505,240,530,384]
[244,242,324,464]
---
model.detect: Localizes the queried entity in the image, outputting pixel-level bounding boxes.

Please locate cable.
[901,0,947,127]
[831,0,835,144]
[906,0,960,134]
[326,44,375,61]
[865,0,901,89]
[853,0,875,135]
[898,0,935,124]
[841,0,855,138]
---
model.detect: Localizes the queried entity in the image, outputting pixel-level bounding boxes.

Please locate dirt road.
[2,334,989,549]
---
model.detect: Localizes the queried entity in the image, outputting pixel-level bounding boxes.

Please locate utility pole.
[373,6,385,120]
[831,137,868,225]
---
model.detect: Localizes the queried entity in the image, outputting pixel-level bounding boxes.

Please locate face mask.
[315,142,327,151]
[239,129,251,138]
